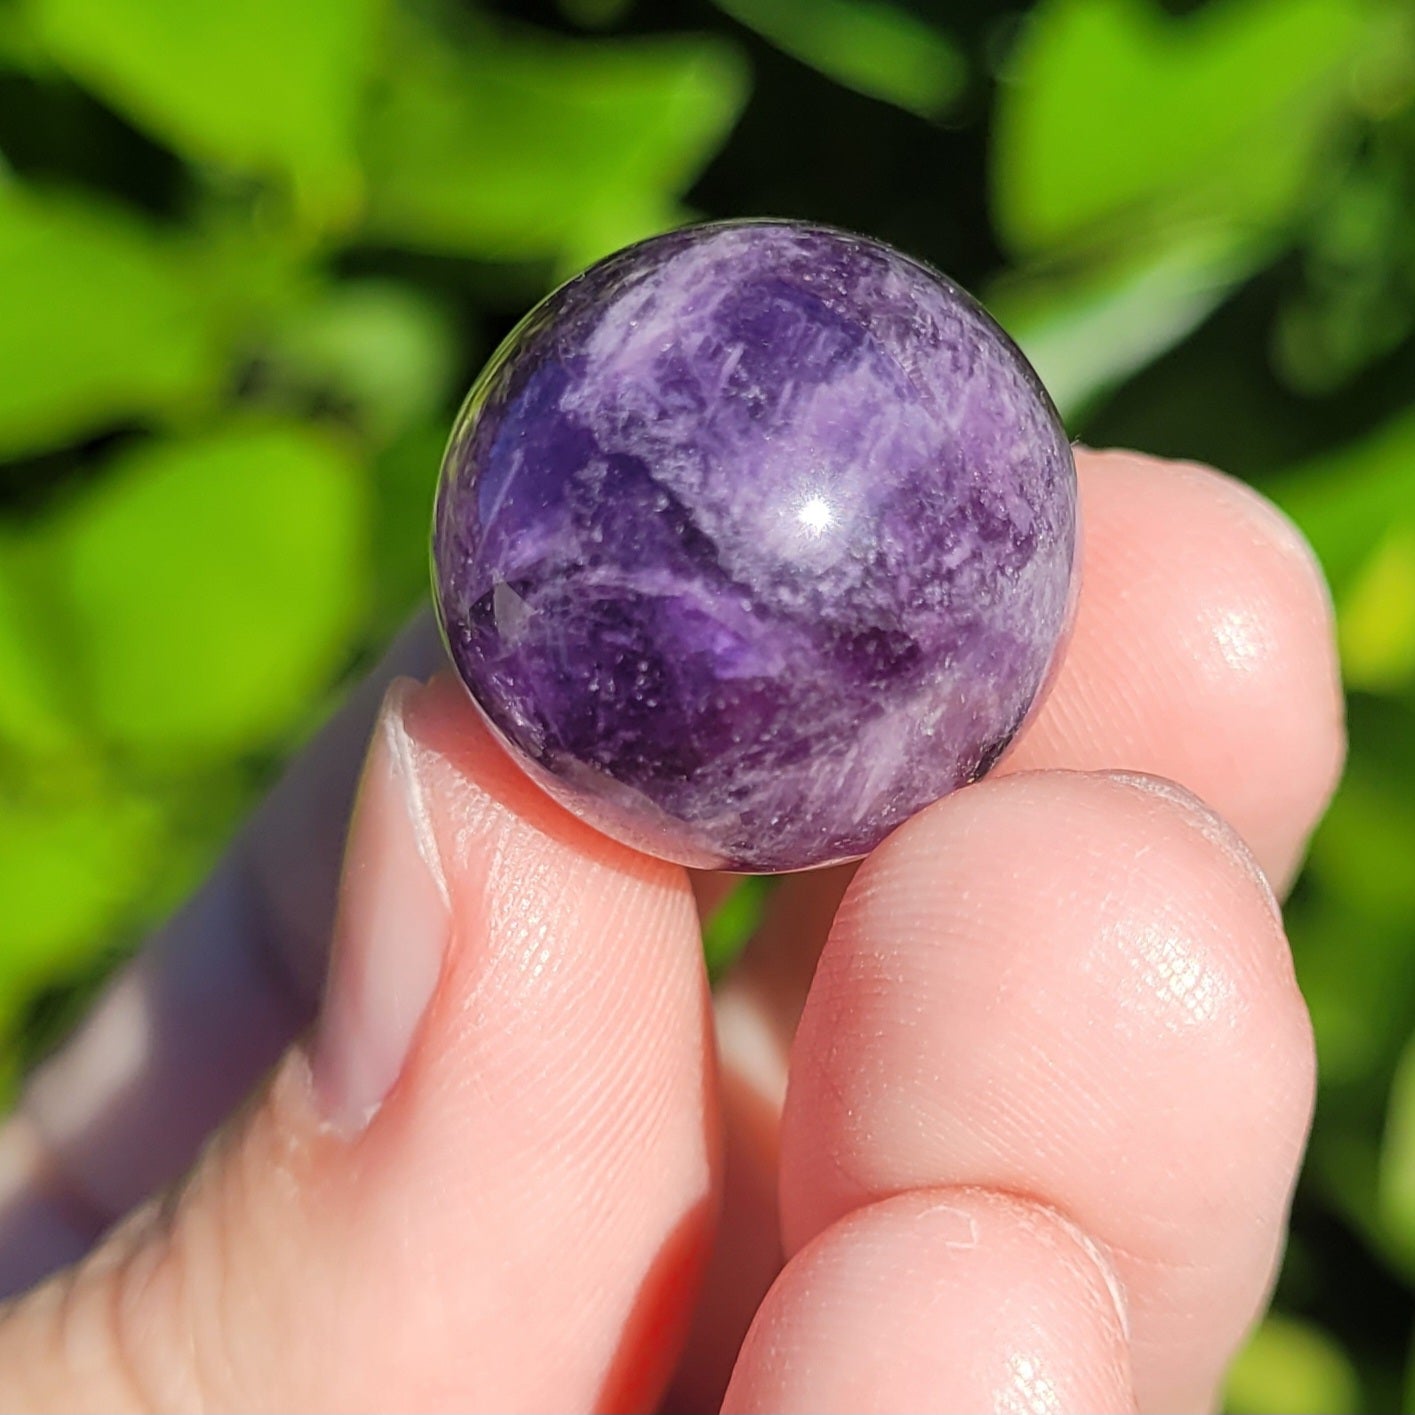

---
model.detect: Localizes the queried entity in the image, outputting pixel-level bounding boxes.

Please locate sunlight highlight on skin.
[1209,601,1274,675]
[1131,917,1231,1032]
[1000,1348,1064,1415]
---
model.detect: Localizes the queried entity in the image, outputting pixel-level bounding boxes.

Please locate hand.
[0,449,1342,1413]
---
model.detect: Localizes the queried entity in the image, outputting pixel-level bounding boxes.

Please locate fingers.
[0,612,445,1295]
[722,1189,1135,1415]
[0,675,717,1411]
[716,447,1340,1092]
[0,445,1340,1408]
[779,771,1315,1413]
[1000,449,1344,891]
[667,869,854,1409]
[679,447,1342,1406]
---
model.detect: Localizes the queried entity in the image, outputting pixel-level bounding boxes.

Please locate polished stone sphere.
[432,220,1077,872]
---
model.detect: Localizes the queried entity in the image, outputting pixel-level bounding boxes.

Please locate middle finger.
[671,447,1340,1406]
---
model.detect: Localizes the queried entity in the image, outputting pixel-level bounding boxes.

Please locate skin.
[0,449,1343,1413]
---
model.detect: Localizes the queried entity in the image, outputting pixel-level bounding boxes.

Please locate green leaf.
[370,420,446,634]
[0,186,223,457]
[0,784,161,970]
[1274,129,1415,396]
[990,227,1266,420]
[1268,410,1415,692]
[1305,704,1415,924]
[1338,525,1415,693]
[1295,697,1415,1085]
[1293,886,1414,1091]
[55,422,369,760]
[551,189,690,283]
[1224,1315,1361,1414]
[1273,412,1415,586]
[1380,1031,1415,1278]
[710,0,964,120]
[703,876,775,982]
[361,15,747,266]
[993,0,1367,257]
[0,532,80,758]
[268,281,460,444]
[0,2,45,70]
[559,0,636,27]
[28,0,381,222]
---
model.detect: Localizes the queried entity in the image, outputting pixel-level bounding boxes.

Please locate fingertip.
[781,766,1315,1410]
[1085,769,1317,1107]
[1011,448,1346,891]
[723,1188,1135,1415]
[404,670,694,895]
[1133,454,1347,883]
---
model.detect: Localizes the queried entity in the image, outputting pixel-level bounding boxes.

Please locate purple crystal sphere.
[432,221,1077,872]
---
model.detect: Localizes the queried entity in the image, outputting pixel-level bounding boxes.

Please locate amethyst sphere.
[432,221,1077,872]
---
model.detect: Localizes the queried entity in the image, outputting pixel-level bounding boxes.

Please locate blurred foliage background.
[0,0,1411,1407]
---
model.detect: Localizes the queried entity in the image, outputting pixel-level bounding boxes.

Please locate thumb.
[0,676,719,1411]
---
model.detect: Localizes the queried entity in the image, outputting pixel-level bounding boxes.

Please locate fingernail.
[310,677,451,1135]
[245,609,448,999]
